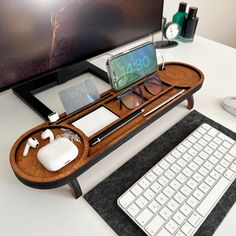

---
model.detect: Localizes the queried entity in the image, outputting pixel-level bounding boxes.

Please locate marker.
[90,108,145,146]
[144,89,185,117]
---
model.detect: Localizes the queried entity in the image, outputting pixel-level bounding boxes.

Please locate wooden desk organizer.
[10,62,204,198]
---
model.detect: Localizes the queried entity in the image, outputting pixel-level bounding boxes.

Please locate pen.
[143,89,185,117]
[90,108,145,146]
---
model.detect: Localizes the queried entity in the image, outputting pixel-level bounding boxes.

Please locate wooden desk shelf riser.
[10,62,204,199]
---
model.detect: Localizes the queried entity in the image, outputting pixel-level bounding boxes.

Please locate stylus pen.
[90,108,145,147]
[144,89,186,117]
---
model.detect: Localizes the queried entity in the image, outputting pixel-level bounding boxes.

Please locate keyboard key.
[180,185,192,197]
[164,169,175,180]
[198,127,207,135]
[156,193,168,205]
[209,141,218,150]
[198,166,209,177]
[183,140,192,148]
[165,154,176,164]
[171,163,181,173]
[177,144,187,153]
[203,161,214,170]
[150,182,162,193]
[208,128,218,137]
[214,150,224,159]
[139,178,150,189]
[159,160,170,170]
[158,176,169,186]
[156,228,172,236]
[197,177,230,216]
[148,200,161,213]
[145,214,164,236]
[176,173,187,184]
[170,179,181,190]
[224,154,234,163]
[188,136,197,144]
[193,189,205,201]
[127,203,140,217]
[224,169,236,180]
[198,138,208,147]
[215,164,225,174]
[136,196,148,209]
[194,156,204,165]
[153,165,164,176]
[176,231,186,236]
[181,222,195,236]
[187,196,199,208]
[199,182,210,193]
[230,163,236,172]
[203,134,212,142]
[180,203,192,216]
[163,186,175,197]
[165,220,178,234]
[177,158,187,168]
[146,171,157,182]
[188,212,202,227]
[136,208,153,226]
[193,143,203,151]
[218,146,227,154]
[186,179,198,190]
[182,167,193,177]
[131,184,143,196]
[188,148,198,157]
[199,151,209,159]
[222,140,231,149]
[167,199,179,211]
[159,206,172,220]
[204,146,214,155]
[213,137,222,145]
[183,153,193,162]
[172,150,181,158]
[192,172,204,183]
[193,131,202,139]
[210,170,221,180]
[229,143,236,157]
[143,189,155,201]
[119,191,135,208]
[202,123,211,130]
[209,156,218,165]
[188,162,198,171]
[218,133,234,144]
[220,159,230,168]
[174,192,186,204]
[204,176,215,187]
[173,211,185,224]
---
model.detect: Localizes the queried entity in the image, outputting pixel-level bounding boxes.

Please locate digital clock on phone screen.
[106,42,158,91]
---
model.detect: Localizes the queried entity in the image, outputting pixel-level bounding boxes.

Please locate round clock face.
[163,22,180,40]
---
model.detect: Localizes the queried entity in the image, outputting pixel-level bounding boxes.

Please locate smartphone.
[106,42,157,91]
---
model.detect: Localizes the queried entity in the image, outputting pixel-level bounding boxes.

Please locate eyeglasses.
[118,75,164,110]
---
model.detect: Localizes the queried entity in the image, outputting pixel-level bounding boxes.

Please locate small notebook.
[72,106,119,137]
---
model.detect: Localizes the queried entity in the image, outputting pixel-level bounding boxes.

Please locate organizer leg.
[187,95,194,110]
[68,179,82,199]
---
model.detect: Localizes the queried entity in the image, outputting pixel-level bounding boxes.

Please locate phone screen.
[108,43,157,91]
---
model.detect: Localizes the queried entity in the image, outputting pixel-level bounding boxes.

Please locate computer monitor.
[0,0,164,118]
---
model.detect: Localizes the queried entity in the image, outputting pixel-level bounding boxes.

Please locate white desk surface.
[1,36,236,236]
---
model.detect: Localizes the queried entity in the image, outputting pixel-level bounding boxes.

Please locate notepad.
[72,106,119,137]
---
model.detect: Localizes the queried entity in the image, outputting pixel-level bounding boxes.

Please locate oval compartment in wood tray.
[158,62,203,88]
[10,125,89,183]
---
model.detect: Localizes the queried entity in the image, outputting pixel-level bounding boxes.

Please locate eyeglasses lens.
[121,87,143,109]
[145,76,163,95]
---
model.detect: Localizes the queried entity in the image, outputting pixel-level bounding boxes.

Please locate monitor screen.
[0,0,164,92]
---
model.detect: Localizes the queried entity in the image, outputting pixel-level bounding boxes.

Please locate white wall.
[163,0,236,48]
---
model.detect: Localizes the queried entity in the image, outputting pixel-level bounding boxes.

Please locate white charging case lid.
[37,137,79,171]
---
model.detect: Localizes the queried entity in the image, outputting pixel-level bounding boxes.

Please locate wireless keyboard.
[118,123,236,236]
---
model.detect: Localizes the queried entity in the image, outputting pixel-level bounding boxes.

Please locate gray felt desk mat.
[84,110,236,236]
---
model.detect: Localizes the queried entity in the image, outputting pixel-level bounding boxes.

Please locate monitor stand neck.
[12,61,109,121]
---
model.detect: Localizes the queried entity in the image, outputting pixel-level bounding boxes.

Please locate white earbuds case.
[37,137,78,171]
